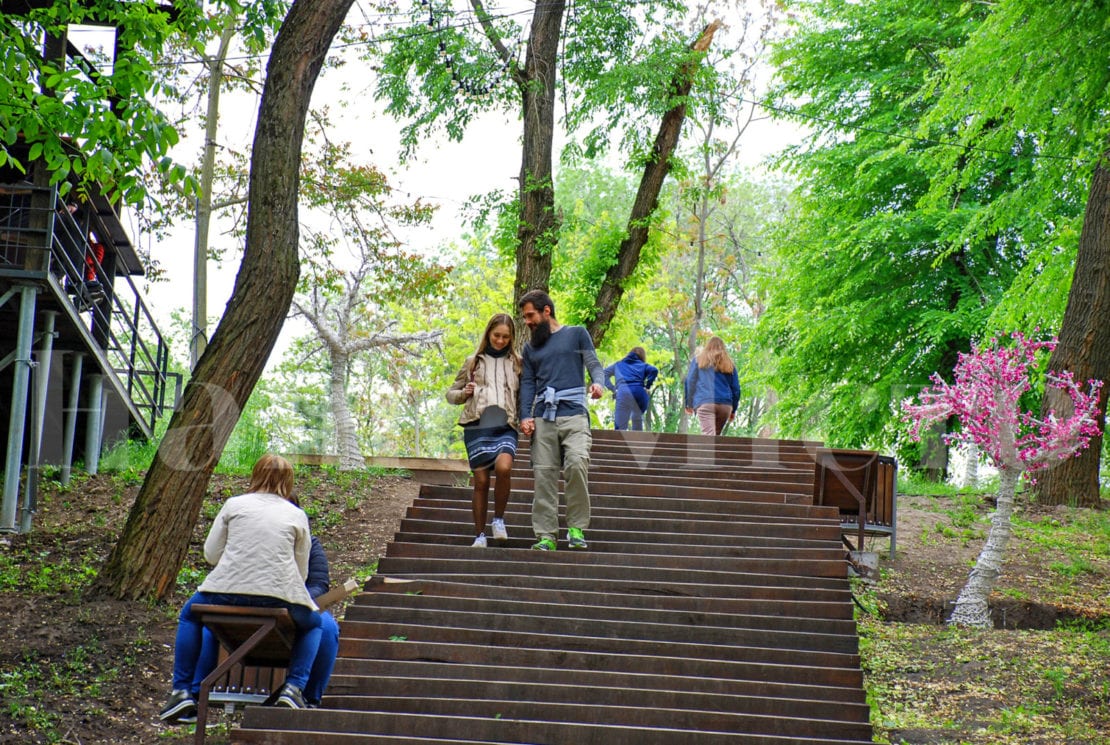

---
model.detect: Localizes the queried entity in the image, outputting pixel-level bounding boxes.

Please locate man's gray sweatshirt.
[520,325,604,420]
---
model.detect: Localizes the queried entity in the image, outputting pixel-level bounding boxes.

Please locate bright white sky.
[73,4,804,371]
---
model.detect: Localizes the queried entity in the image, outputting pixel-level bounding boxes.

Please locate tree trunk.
[512,0,565,304]
[191,20,237,370]
[91,0,355,602]
[948,468,1019,628]
[1034,146,1110,508]
[329,348,363,470]
[961,443,979,489]
[688,192,708,356]
[586,20,723,347]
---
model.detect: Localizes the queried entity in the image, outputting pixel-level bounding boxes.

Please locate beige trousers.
[530,414,591,540]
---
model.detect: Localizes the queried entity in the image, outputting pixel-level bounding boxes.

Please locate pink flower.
[902,332,1102,477]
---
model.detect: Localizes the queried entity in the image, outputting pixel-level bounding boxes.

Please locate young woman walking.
[683,336,741,436]
[446,313,521,546]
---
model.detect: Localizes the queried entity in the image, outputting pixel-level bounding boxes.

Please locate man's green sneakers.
[531,536,557,551]
[567,527,588,549]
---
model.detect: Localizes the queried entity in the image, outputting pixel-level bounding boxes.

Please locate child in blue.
[603,347,658,431]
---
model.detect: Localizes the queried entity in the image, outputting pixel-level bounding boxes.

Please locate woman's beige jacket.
[446,353,520,430]
[198,491,317,610]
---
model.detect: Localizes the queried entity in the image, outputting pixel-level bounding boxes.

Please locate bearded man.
[517,289,605,550]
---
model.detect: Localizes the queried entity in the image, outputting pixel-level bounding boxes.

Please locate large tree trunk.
[586,20,722,347]
[1034,146,1110,508]
[91,0,355,601]
[512,0,565,303]
[948,468,1019,627]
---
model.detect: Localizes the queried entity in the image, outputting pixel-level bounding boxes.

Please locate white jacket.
[198,491,317,610]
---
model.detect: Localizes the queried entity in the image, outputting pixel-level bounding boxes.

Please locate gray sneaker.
[275,683,307,709]
[159,689,197,724]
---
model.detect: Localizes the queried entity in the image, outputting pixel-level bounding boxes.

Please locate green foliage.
[98,437,158,476]
[553,164,642,325]
[368,0,688,160]
[0,1,218,204]
[920,1,1110,338]
[756,0,1023,448]
[279,116,452,461]
[758,0,1110,451]
[215,383,273,474]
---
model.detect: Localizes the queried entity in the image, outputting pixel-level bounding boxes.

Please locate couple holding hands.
[446,290,604,551]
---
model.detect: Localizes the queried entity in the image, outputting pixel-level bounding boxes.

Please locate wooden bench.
[191,604,295,745]
[812,448,898,558]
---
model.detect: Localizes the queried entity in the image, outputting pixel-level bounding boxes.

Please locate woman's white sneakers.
[471,532,488,548]
[491,517,508,541]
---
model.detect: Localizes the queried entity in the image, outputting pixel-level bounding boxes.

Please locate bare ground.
[0,474,1107,744]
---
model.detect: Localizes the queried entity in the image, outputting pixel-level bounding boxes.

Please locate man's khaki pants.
[531,414,591,541]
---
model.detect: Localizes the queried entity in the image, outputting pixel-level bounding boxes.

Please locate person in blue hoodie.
[187,538,340,714]
[603,347,658,431]
[683,336,741,436]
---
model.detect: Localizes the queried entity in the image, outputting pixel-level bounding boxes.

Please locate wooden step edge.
[236,707,873,745]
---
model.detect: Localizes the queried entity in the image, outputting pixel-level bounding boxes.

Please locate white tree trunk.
[962,443,980,488]
[947,467,1019,627]
[328,349,363,470]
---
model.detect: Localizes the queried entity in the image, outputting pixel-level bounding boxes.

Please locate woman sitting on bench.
[191,535,340,708]
[160,454,324,724]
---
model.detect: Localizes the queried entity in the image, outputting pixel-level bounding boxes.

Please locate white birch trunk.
[947,467,1019,627]
[962,443,980,488]
[328,348,363,470]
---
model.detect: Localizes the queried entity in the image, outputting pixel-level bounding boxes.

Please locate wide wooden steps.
[230,431,872,744]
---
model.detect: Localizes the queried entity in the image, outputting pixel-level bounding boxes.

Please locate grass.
[0,544,101,594]
[896,471,1000,498]
[861,619,1110,744]
[0,641,128,741]
[863,486,1110,744]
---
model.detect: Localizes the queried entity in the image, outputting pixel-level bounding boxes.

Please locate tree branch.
[585,19,724,346]
[470,0,525,88]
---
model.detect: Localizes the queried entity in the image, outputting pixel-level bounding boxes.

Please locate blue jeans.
[303,611,339,704]
[193,608,339,704]
[613,386,649,430]
[173,591,323,694]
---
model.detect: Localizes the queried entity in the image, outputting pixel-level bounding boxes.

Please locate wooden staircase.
[230,430,873,744]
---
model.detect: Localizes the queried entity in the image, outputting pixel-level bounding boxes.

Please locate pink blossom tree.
[903,333,1102,628]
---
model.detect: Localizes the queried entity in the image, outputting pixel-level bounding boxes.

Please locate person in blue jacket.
[683,336,740,436]
[190,535,340,710]
[603,347,658,431]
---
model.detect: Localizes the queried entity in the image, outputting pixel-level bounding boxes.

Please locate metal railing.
[0,183,178,434]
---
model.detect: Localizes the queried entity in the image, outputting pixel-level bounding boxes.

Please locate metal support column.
[21,311,56,532]
[2,286,39,533]
[84,373,104,475]
[61,352,84,486]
